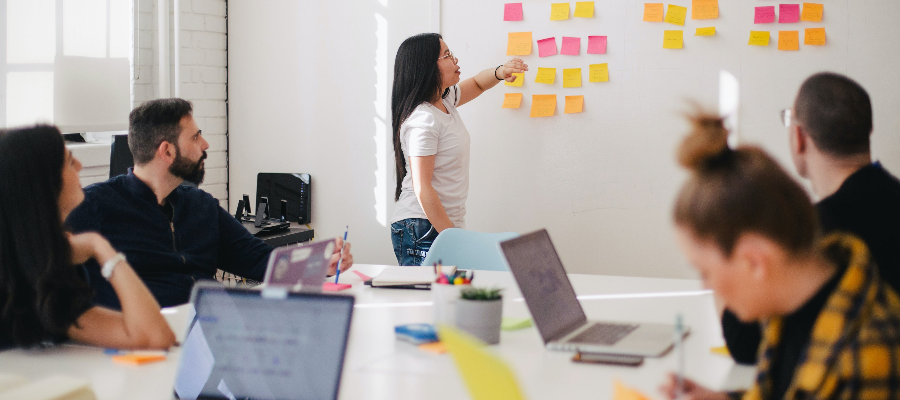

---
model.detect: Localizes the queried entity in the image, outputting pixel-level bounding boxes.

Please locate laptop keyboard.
[568,323,639,345]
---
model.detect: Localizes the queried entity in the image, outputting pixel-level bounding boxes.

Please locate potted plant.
[455,287,503,344]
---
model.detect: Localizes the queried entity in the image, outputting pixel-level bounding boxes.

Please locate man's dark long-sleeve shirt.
[66,171,272,308]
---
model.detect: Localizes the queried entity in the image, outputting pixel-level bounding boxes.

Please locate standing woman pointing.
[390,33,527,266]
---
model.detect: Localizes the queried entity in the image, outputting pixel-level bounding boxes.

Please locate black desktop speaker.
[256,173,311,224]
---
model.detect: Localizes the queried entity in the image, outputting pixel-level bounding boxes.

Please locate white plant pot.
[455,298,503,345]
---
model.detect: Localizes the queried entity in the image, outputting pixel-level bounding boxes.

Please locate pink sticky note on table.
[323,282,352,291]
[561,37,581,55]
[779,4,800,23]
[755,6,775,23]
[537,37,558,57]
[504,3,523,21]
[587,35,607,54]
[353,270,373,281]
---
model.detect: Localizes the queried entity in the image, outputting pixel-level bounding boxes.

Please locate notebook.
[369,265,456,288]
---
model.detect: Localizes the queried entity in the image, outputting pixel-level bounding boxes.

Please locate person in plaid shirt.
[659,111,900,400]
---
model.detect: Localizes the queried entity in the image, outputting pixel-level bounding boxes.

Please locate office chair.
[422,228,519,271]
[108,134,134,178]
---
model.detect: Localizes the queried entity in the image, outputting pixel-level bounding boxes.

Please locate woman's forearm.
[416,185,455,232]
[103,254,175,348]
[473,67,503,92]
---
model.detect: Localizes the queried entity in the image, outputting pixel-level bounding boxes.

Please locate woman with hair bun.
[659,112,900,400]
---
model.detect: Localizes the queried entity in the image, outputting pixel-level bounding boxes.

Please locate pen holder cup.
[432,283,469,326]
[455,298,503,345]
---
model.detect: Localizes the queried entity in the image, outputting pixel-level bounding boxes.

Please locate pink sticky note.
[323,282,352,292]
[353,270,373,281]
[587,35,607,54]
[537,37,558,57]
[504,3,523,21]
[561,37,581,55]
[779,4,800,23]
[754,6,775,23]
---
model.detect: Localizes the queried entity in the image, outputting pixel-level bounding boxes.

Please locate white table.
[0,264,755,399]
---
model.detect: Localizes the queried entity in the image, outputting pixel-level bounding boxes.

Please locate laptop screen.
[174,285,354,400]
[500,229,587,343]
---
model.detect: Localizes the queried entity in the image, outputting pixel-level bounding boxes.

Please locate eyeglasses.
[780,108,792,128]
[438,50,457,63]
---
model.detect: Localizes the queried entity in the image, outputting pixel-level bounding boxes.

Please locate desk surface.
[0,264,755,400]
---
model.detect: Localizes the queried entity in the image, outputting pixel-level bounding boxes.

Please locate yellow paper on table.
[801,3,823,22]
[563,68,582,88]
[664,5,687,26]
[748,31,770,46]
[805,28,826,45]
[439,325,526,400]
[574,2,595,18]
[710,346,731,357]
[535,68,556,84]
[613,380,652,400]
[663,30,684,49]
[695,27,716,36]
[551,3,570,20]
[507,32,533,56]
[505,72,524,87]
[564,96,584,114]
[778,31,799,51]
[643,3,664,22]
[530,95,557,118]
[589,63,609,82]
[691,0,718,19]
[502,93,523,109]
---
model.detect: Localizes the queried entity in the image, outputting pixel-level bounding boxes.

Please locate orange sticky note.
[551,3,570,20]
[530,95,556,118]
[748,31,770,46]
[800,3,823,22]
[692,0,718,19]
[112,354,167,365]
[505,72,524,87]
[419,342,448,354]
[711,346,731,357]
[564,96,584,114]
[643,3,664,22]
[589,63,609,82]
[563,68,582,88]
[507,32,532,55]
[663,30,684,49]
[695,27,716,36]
[664,5,687,26]
[804,28,826,45]
[613,380,652,400]
[778,31,799,51]
[502,93,523,109]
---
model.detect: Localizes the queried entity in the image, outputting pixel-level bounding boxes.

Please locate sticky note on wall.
[754,6,775,23]
[643,3,664,22]
[574,2,595,18]
[691,0,718,19]
[535,68,556,84]
[779,4,800,23]
[530,95,557,117]
[565,96,584,114]
[507,32,532,55]
[561,37,581,55]
[538,37,558,57]
[665,5,687,26]
[778,31,799,50]
[663,30,684,49]
[748,31,771,46]
[589,63,609,82]
[504,3,523,21]
[551,3,570,20]
[804,28,826,45]
[695,27,715,36]
[587,36,607,54]
[801,3,823,22]
[563,68,582,88]
[505,73,524,87]
[502,93,523,108]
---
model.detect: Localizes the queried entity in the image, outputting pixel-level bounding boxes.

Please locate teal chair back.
[421,228,519,271]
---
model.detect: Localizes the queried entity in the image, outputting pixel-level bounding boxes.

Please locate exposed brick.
[180,13,205,31]
[204,133,227,150]
[178,0,193,13]
[192,0,226,16]
[202,167,228,185]
[192,100,226,118]
[181,48,206,66]
[205,150,227,168]
[204,15,226,33]
[205,49,227,66]
[191,31,226,50]
[192,66,226,83]
[199,117,227,135]
[199,183,227,199]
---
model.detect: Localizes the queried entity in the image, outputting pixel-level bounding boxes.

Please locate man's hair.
[128,98,193,165]
[794,72,872,156]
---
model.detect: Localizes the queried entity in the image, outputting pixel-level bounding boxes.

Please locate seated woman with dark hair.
[0,125,175,350]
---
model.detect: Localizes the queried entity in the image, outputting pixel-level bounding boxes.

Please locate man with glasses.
[722,72,900,365]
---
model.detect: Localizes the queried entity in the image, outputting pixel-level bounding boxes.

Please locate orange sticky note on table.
[804,28,826,45]
[589,63,609,82]
[695,27,716,36]
[112,354,167,365]
[419,342,448,354]
[778,31,799,51]
[643,3,664,22]
[664,5,687,25]
[563,68,582,88]
[551,3,570,20]
[613,380,652,400]
[800,3,823,22]
[663,30,684,49]
[507,32,532,55]
[502,93,523,109]
[505,72,524,87]
[564,96,584,114]
[530,95,556,118]
[692,0,718,19]
[748,31,770,46]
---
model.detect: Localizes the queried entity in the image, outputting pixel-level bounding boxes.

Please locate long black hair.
[391,33,447,201]
[0,125,93,347]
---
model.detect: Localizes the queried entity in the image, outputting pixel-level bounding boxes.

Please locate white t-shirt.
[391,85,470,228]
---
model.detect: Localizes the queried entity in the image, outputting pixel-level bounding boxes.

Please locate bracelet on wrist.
[101,253,127,280]
[494,65,503,80]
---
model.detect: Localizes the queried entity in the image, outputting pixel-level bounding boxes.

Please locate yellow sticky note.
[748,31,770,46]
[530,95,557,118]
[505,72,524,87]
[589,63,609,82]
[574,2,595,18]
[502,93,523,109]
[643,3,664,22]
[710,346,731,357]
[778,31,799,51]
[695,27,716,36]
[613,380,652,400]
[565,96,584,114]
[535,68,556,84]
[800,3,823,22]
[563,68,582,88]
[692,0,718,19]
[663,30,684,49]
[804,28,826,45]
[506,32,532,56]
[439,326,527,400]
[664,5,687,26]
[551,3,570,20]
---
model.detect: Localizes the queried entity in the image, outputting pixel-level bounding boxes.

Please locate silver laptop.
[500,229,684,357]
[262,240,335,291]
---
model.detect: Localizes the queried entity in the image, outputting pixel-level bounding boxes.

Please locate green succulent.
[460,287,503,301]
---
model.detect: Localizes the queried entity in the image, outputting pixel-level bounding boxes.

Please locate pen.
[675,313,684,400]
[334,226,348,284]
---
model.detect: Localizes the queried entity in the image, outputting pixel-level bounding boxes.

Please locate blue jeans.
[391,218,438,266]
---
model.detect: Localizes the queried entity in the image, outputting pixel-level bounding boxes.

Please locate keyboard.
[567,323,639,345]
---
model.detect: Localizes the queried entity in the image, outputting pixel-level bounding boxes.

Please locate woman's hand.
[68,232,116,265]
[327,237,354,276]
[499,58,529,82]
[659,373,729,400]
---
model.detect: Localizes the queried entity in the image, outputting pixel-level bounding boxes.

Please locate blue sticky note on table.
[395,324,439,344]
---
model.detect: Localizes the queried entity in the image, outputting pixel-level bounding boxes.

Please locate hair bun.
[677,111,730,170]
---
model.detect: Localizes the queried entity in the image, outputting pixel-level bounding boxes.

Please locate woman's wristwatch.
[101,253,127,280]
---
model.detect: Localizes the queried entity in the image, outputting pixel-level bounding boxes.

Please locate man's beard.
[169,146,207,185]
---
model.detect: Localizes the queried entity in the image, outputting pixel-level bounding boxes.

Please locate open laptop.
[262,240,335,291]
[500,229,684,357]
[173,282,354,400]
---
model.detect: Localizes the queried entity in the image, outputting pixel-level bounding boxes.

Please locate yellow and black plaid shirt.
[737,234,900,400]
